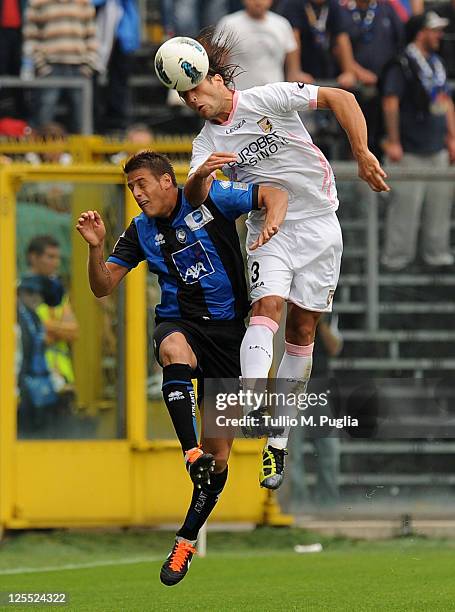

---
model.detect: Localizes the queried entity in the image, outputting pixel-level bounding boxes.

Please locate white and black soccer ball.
[154,36,209,92]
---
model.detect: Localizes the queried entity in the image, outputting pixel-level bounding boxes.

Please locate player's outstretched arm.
[249,186,288,251]
[76,210,128,298]
[317,87,390,193]
[185,152,238,205]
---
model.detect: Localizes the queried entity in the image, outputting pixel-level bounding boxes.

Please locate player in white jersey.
[181,30,390,489]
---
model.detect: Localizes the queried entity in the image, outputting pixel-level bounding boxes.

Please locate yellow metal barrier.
[0,160,16,532]
[0,135,194,164]
[0,163,288,531]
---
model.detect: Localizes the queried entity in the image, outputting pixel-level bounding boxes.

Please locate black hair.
[196,26,243,88]
[405,14,426,44]
[123,150,177,186]
[26,235,60,262]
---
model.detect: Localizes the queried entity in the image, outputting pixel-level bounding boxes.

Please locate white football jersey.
[189,82,339,222]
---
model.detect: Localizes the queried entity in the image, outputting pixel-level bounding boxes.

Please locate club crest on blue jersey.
[176,228,187,243]
[184,204,214,231]
[172,241,215,284]
[257,116,273,133]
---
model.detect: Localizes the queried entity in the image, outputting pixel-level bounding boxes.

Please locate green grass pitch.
[0,530,454,611]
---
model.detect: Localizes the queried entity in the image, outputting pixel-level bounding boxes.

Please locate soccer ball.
[154,37,209,92]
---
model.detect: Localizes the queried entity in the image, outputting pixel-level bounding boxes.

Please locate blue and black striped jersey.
[107,180,259,321]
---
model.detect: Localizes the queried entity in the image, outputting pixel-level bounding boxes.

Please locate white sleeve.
[252,82,319,115]
[188,130,213,177]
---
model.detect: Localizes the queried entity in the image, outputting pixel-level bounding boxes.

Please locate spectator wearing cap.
[380,11,455,271]
[341,0,404,157]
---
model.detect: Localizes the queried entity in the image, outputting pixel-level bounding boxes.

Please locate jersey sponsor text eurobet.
[189,82,338,223]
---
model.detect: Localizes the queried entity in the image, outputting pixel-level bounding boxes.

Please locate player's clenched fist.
[76,210,106,247]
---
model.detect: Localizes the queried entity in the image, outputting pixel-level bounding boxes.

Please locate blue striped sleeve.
[209,180,259,220]
[107,220,144,269]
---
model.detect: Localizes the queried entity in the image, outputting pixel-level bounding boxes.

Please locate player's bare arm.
[249,186,289,251]
[184,152,238,205]
[76,210,128,298]
[317,87,390,193]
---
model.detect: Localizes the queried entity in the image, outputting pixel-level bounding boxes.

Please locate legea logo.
[226,118,246,134]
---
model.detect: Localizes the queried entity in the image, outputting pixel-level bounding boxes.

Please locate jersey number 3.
[251,261,260,283]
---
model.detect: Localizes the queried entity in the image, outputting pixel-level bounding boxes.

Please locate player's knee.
[251,296,284,324]
[286,310,320,345]
[288,328,314,345]
[159,333,196,368]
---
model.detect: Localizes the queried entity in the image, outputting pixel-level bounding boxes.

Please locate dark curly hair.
[196,26,244,88]
[123,151,177,186]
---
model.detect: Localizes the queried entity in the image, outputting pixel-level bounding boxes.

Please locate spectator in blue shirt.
[276,0,357,87]
[341,0,404,157]
[381,11,455,270]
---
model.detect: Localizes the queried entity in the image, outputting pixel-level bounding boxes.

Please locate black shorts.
[153,318,245,379]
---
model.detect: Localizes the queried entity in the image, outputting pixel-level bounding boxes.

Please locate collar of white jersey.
[218,90,240,127]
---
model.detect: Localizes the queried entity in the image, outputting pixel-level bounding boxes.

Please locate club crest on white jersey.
[257,116,273,133]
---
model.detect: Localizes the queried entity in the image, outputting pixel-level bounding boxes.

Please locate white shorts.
[246,212,343,312]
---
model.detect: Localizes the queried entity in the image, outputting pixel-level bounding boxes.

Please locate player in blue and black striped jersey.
[76,150,287,585]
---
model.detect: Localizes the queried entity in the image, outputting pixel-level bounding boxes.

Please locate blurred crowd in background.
[2,0,454,276]
[0,0,453,147]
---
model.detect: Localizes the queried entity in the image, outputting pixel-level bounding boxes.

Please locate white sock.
[240,316,279,378]
[268,341,314,450]
[240,316,279,413]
